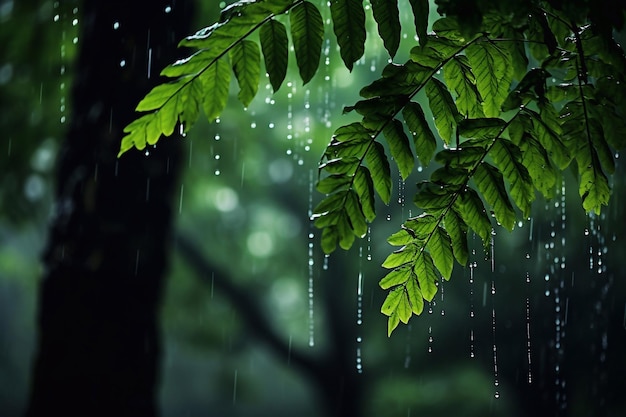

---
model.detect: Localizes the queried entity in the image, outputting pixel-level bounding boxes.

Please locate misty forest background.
[1,1,625,416]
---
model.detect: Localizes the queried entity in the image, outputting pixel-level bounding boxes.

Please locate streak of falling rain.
[146,28,152,78]
[178,185,184,214]
[427,325,433,353]
[321,38,333,128]
[398,175,406,219]
[213,133,221,175]
[134,250,140,275]
[286,81,294,156]
[356,248,364,373]
[232,369,238,404]
[524,247,533,384]
[469,261,476,358]
[491,278,500,399]
[7,138,11,156]
[145,178,150,201]
[307,169,315,347]
[482,281,488,307]
[586,210,611,412]
[404,324,412,368]
[287,335,292,365]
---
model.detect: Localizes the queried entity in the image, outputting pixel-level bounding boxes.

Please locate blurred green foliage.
[2,1,626,416]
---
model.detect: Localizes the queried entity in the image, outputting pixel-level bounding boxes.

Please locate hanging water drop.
[469,262,476,357]
[427,326,433,353]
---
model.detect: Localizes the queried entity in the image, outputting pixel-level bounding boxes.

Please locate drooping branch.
[174,231,320,375]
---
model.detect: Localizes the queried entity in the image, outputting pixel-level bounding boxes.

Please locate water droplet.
[113,21,120,30]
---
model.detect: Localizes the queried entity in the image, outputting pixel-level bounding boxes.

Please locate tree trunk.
[26,1,192,416]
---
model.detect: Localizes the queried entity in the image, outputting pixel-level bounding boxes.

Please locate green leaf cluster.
[121,0,626,335]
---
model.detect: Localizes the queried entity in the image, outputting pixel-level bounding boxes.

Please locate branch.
[174,230,322,377]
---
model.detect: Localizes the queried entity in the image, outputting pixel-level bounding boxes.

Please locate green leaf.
[387,227,417,246]
[326,122,374,158]
[318,157,360,174]
[526,108,571,170]
[382,243,419,269]
[381,286,404,316]
[443,55,483,118]
[414,252,438,301]
[354,167,376,222]
[426,227,454,280]
[330,0,366,70]
[200,56,231,122]
[230,40,261,107]
[345,190,368,238]
[432,17,464,41]
[290,1,324,84]
[466,40,513,117]
[444,208,469,265]
[397,290,413,324]
[260,19,289,92]
[383,119,415,180]
[559,102,613,214]
[406,276,424,315]
[387,312,401,337]
[360,62,431,98]
[316,174,351,194]
[414,181,455,210]
[402,102,437,166]
[337,211,356,249]
[407,0,429,46]
[410,36,461,68]
[313,191,346,217]
[321,225,339,253]
[454,187,492,242]
[160,49,219,78]
[380,264,413,289]
[508,114,556,198]
[474,162,516,230]
[501,68,550,111]
[136,79,186,112]
[578,150,611,215]
[435,146,485,168]
[345,96,407,129]
[426,78,461,144]
[489,139,535,218]
[365,141,392,204]
[370,0,401,58]
[457,118,506,139]
[431,166,467,186]
[404,213,438,238]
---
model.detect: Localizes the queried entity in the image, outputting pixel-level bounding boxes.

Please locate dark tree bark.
[26,2,192,416]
